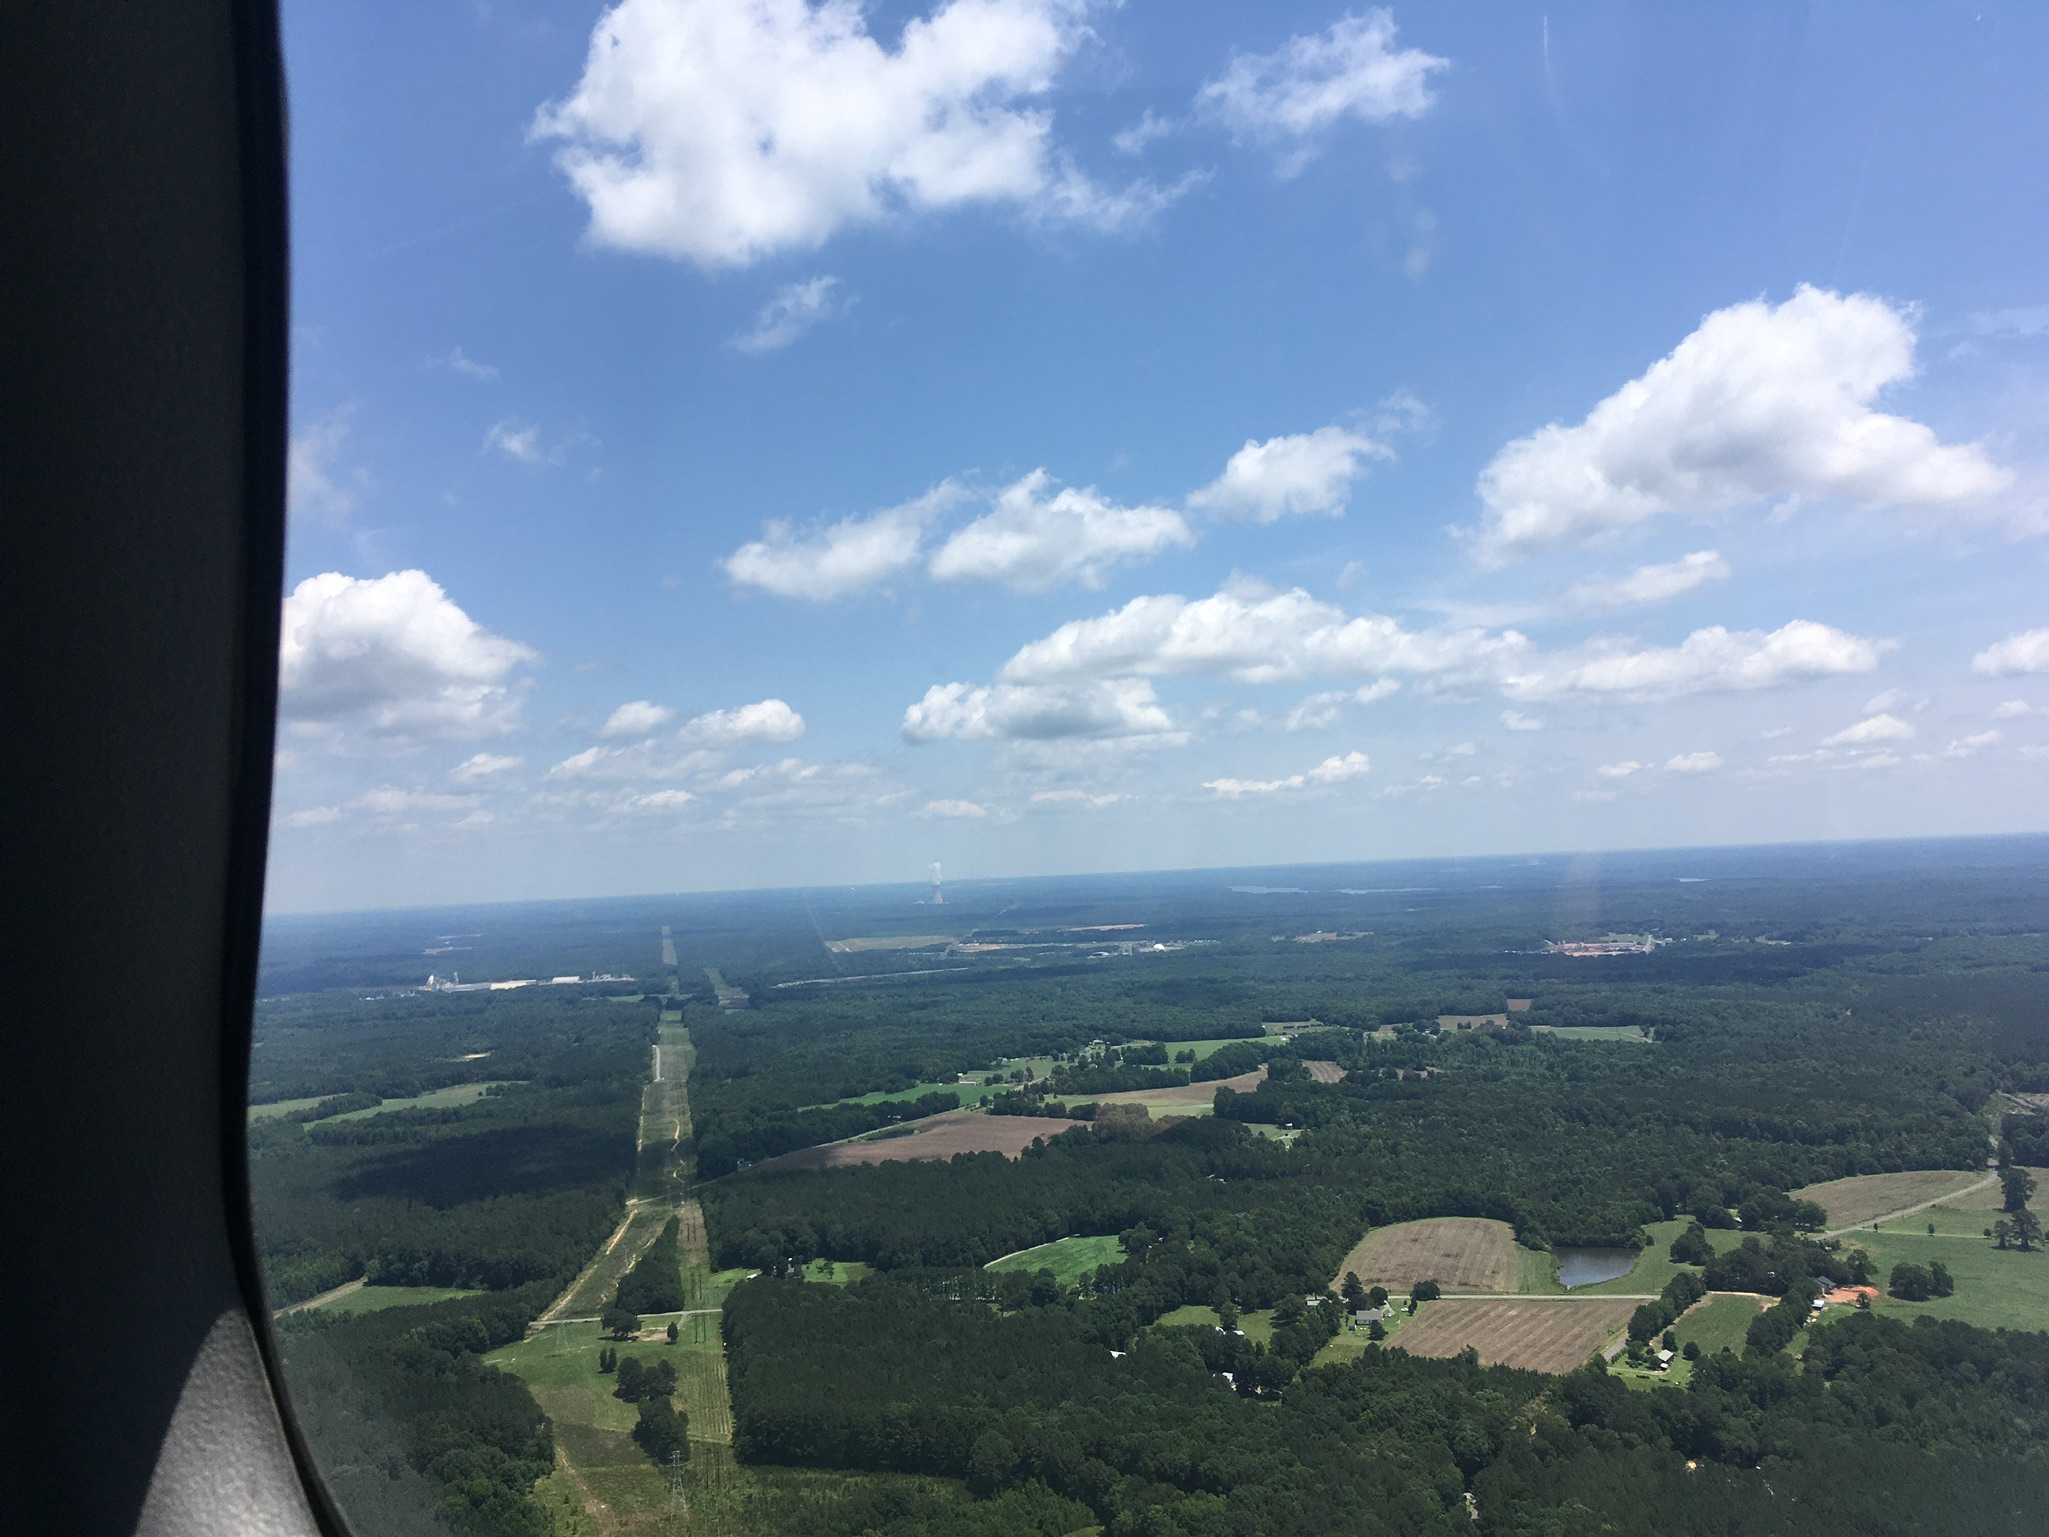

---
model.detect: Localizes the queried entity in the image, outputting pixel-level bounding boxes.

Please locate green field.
[327,1080,511,1120]
[320,1284,481,1315]
[797,1258,873,1285]
[247,1094,329,1120]
[1851,1228,2049,1333]
[1534,1026,1650,1042]
[250,1080,513,1123]
[1676,1292,1764,1354]
[1151,1303,1276,1345]
[987,1234,1124,1287]
[1158,1035,1289,1062]
[803,1077,1008,1111]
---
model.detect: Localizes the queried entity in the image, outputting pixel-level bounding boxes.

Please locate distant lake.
[1555,1247,1636,1288]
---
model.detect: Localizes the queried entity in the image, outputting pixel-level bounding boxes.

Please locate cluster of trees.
[1628,1270,1708,1347]
[276,1285,558,1537]
[632,1398,689,1468]
[614,1217,685,1314]
[723,1270,2049,1535]
[1888,1260,1956,1301]
[249,989,654,1305]
[1704,1233,1871,1294]
[612,1354,677,1402]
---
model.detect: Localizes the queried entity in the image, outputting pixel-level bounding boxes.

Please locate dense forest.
[253,838,2049,1536]
[724,1274,2049,1535]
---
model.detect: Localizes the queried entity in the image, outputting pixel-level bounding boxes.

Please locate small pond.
[1554,1246,1637,1288]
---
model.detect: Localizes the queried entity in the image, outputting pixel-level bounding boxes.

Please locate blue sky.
[270,0,2049,912]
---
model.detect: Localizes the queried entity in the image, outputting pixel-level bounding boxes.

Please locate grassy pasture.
[796,1258,872,1286]
[1794,1169,1988,1228]
[1932,1167,2048,1210]
[1390,1297,1637,1373]
[246,1095,327,1119]
[802,1078,1008,1111]
[1333,1217,1524,1294]
[1152,1303,1276,1346]
[1848,1228,2049,1333]
[986,1234,1124,1287]
[320,1284,481,1316]
[1158,1035,1289,1062]
[1532,1026,1650,1042]
[248,1079,513,1123]
[337,1080,514,1121]
[1676,1292,1767,1355]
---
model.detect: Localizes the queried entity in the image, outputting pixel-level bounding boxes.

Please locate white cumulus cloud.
[1186,425,1390,522]
[1595,761,1644,779]
[535,0,1174,269]
[1821,713,1914,747]
[1563,551,1729,611]
[1500,710,1544,731]
[680,698,806,745]
[1973,628,2049,676]
[920,797,988,818]
[1000,586,1523,688]
[1665,751,1722,774]
[1473,286,2011,564]
[1284,678,1401,731]
[929,470,1194,591]
[723,484,957,600]
[1941,730,2002,760]
[1504,620,1884,702]
[287,412,360,524]
[902,679,1174,743]
[604,700,678,738]
[450,753,524,782]
[1992,699,2039,720]
[1031,789,1126,808]
[279,571,538,738]
[1204,751,1370,798]
[730,275,845,353]
[1197,11,1447,174]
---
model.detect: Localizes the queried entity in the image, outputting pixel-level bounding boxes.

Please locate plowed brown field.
[747,1110,1083,1172]
[1334,1217,1522,1294]
[1394,1298,1636,1372]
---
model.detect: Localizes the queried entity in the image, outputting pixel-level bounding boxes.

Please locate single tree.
[1341,1271,1367,1309]
[1929,1260,1955,1298]
[1367,1318,1386,1341]
[666,1320,679,1343]
[598,1346,617,1374]
[1218,1302,1240,1332]
[2002,1166,2038,1215]
[1992,1218,2013,1250]
[1661,1330,1677,1352]
[2013,1208,2044,1252]
[1682,1341,1702,1362]
[601,1304,639,1340]
[1368,1284,1389,1308]
[1411,1279,1441,1303]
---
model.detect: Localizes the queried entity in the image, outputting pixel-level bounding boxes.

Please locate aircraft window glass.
[256,5,2049,1535]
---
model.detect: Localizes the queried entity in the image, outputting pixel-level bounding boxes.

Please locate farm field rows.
[745,1109,1084,1172]
[1333,1218,1524,1294]
[1092,1067,1265,1117]
[1390,1297,1638,1372]
[1933,1167,2048,1209]
[1794,1169,1988,1228]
